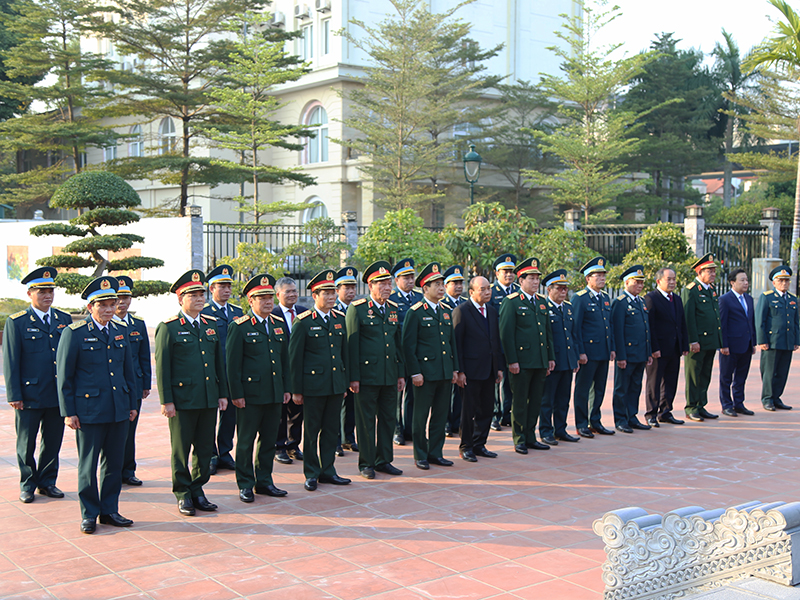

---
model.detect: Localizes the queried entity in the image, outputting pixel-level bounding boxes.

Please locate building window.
[158,117,176,155]
[103,144,117,162]
[322,19,330,55]
[300,24,313,60]
[128,125,144,157]
[304,104,328,164]
[303,197,328,222]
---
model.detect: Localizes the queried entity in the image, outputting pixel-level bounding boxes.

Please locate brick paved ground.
[1,339,800,600]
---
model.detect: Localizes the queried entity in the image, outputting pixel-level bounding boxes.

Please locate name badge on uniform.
[85,337,98,342]
[310,326,322,331]
[334,323,342,329]
[246,332,258,337]
[422,316,433,321]
[274,328,284,335]
[26,328,39,332]
[178,331,190,335]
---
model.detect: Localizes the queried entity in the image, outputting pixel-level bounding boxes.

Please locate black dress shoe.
[722,408,738,417]
[444,426,452,438]
[589,424,615,435]
[239,488,255,503]
[473,447,497,458]
[393,432,405,445]
[763,402,776,411]
[501,417,511,427]
[192,496,218,511]
[415,460,430,470]
[99,513,133,527]
[490,419,502,431]
[514,444,528,454]
[527,441,550,450]
[555,433,580,443]
[685,412,704,421]
[304,478,318,491]
[287,449,304,461]
[360,467,375,479]
[335,445,345,457]
[217,457,236,470]
[542,436,558,446]
[577,427,594,438]
[375,463,403,475]
[123,476,143,486]
[19,490,34,504]
[630,421,651,430]
[274,449,293,464]
[209,456,218,475]
[255,484,288,497]
[81,518,96,534]
[429,456,454,466]
[460,450,477,462]
[647,418,660,428]
[698,408,718,419]
[38,485,64,498]
[342,442,359,452]
[178,498,195,516]
[615,424,633,433]
[734,406,755,416]
[319,474,351,485]
[774,399,793,410]
[659,414,684,424]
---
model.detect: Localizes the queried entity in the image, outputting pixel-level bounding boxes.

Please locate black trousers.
[613,361,646,427]
[395,378,414,441]
[75,420,127,520]
[15,406,64,492]
[459,376,495,451]
[719,351,752,410]
[122,398,142,479]
[540,369,573,439]
[447,384,462,432]
[339,389,356,446]
[573,359,609,429]
[215,402,237,460]
[276,401,303,451]
[761,349,792,405]
[645,350,681,420]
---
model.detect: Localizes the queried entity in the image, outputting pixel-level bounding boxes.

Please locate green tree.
[708,182,795,225]
[29,170,170,296]
[0,0,43,122]
[528,229,595,290]
[281,217,351,277]
[220,241,285,298]
[355,208,452,267]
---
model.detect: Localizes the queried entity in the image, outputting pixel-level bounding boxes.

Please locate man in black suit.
[453,276,503,462]
[272,277,309,464]
[644,267,689,427]
[718,269,756,416]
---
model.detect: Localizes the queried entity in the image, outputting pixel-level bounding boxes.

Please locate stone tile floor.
[2,343,800,599]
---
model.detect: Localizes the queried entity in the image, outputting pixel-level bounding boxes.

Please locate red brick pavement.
[1,342,799,599]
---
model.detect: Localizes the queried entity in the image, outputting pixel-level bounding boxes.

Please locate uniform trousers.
[75,420,127,520]
[494,367,512,423]
[276,402,303,452]
[509,368,547,446]
[459,376,495,452]
[355,384,396,470]
[340,389,356,446]
[235,402,282,490]
[168,407,217,501]
[15,406,63,492]
[684,349,715,414]
[303,394,342,480]
[215,403,237,461]
[613,361,646,427]
[395,380,414,441]
[573,359,609,429]
[761,349,792,405]
[540,370,573,439]
[645,351,681,420]
[411,379,450,461]
[719,351,752,410]
[122,398,142,479]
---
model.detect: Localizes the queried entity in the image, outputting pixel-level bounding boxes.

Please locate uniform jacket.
[154,312,226,410]
[489,281,520,311]
[289,308,348,396]
[226,311,290,404]
[346,297,403,386]
[682,279,723,350]
[402,299,458,381]
[572,288,614,360]
[441,294,467,310]
[3,306,70,408]
[498,291,554,369]
[452,300,502,381]
[57,317,136,423]
[719,291,756,354]
[644,290,689,357]
[114,314,151,403]
[389,289,422,328]
[755,290,800,349]
[611,292,652,363]
[201,301,244,360]
[546,298,579,371]
[271,304,308,335]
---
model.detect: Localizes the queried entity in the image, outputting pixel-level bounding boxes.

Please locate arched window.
[128,125,143,158]
[303,197,328,223]
[303,105,328,164]
[158,118,176,155]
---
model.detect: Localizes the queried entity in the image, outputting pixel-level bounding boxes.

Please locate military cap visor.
[171,270,206,295]
[771,265,792,280]
[392,258,416,277]
[364,261,393,283]
[515,257,541,277]
[22,267,57,289]
[116,275,133,296]
[244,273,276,297]
[543,269,569,287]
[416,262,444,288]
[308,270,337,291]
[335,266,358,287]
[82,276,119,302]
[692,253,716,271]
[444,265,465,284]
[620,265,646,282]
[581,256,607,276]
[493,254,517,271]
[207,264,234,285]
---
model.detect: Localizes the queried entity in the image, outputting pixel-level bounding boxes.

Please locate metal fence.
[579,224,654,265]
[705,224,767,280]
[780,228,795,264]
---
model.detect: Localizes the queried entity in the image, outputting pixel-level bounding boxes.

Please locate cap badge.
[598,259,604,266]
[347,268,353,276]
[637,269,643,276]
[101,279,111,290]
[432,264,439,273]
[533,260,538,267]
[192,272,200,282]
[405,261,410,267]
[327,272,334,281]
[455,267,460,274]
[222,267,229,275]
[782,269,788,276]
[43,271,51,278]
[261,276,269,286]
[506,256,511,262]
[379,266,387,274]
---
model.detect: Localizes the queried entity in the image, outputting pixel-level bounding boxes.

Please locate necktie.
[222,305,227,319]
[739,295,748,315]
[667,293,672,302]
[380,305,385,317]
[192,320,199,333]
[43,313,49,327]
[479,306,485,318]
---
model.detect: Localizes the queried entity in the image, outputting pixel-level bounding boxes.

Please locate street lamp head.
[463,144,482,184]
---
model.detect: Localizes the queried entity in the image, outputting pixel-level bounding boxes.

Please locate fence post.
[760,207,781,259]
[564,209,581,232]
[342,211,358,256]
[189,204,204,270]
[684,204,704,257]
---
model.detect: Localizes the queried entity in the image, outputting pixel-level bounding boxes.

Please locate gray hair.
[274,277,297,292]
[655,267,675,282]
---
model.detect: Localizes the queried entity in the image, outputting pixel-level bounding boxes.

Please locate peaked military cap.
[620,265,646,282]
[244,273,276,297]
[170,269,206,295]
[392,258,416,277]
[116,275,134,296]
[363,261,392,283]
[82,276,119,302]
[543,269,569,287]
[308,269,337,292]
[580,256,607,276]
[691,253,716,272]
[444,265,465,284]
[416,262,444,288]
[335,266,358,287]
[493,254,517,271]
[515,257,541,277]
[21,267,57,289]
[207,264,234,285]
[770,265,792,280]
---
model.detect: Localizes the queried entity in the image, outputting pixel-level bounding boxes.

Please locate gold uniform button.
[113,387,116,391]
[85,394,89,398]
[311,370,316,374]
[204,363,208,367]
[202,351,205,355]
[179,382,183,387]
[248,377,252,381]
[206,377,209,380]
[272,360,275,364]
[333,367,336,371]
[49,334,53,338]
[110,372,114,376]
[443,351,446,354]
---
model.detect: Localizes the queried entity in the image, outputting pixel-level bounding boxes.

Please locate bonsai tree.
[29,171,170,297]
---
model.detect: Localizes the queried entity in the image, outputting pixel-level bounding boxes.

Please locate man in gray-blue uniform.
[611,265,653,433]
[489,254,519,431]
[572,256,616,438]
[442,265,466,438]
[114,276,151,486]
[389,258,423,446]
[201,264,244,474]
[540,269,580,446]
[58,276,137,534]
[334,266,359,456]
[756,265,799,411]
[3,267,69,504]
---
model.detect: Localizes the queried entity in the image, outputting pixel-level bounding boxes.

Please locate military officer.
[227,274,290,502]
[490,254,519,431]
[498,258,554,454]
[442,265,466,438]
[113,276,151,486]
[202,263,243,474]
[572,256,616,438]
[346,261,405,479]
[402,262,458,470]
[155,270,227,516]
[389,258,422,446]
[289,270,351,491]
[3,267,69,504]
[334,266,359,456]
[682,253,723,421]
[539,269,580,446]
[611,265,654,433]
[756,265,799,411]
[57,276,137,534]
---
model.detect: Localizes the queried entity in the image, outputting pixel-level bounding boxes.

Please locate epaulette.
[576,289,587,296]
[129,314,143,321]
[687,282,696,289]
[297,309,312,320]
[353,298,368,306]
[9,310,27,319]
[618,294,628,301]
[410,301,424,311]
[387,299,398,307]
[114,319,127,327]
[564,300,572,305]
[332,309,345,317]
[203,314,217,321]
[229,303,241,310]
[764,290,774,295]
[203,302,211,308]
[164,315,180,323]
[507,292,519,299]
[69,320,87,330]
[271,313,284,322]
[536,292,546,299]
[234,315,250,325]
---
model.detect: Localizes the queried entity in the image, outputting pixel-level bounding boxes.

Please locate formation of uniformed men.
[4,250,799,531]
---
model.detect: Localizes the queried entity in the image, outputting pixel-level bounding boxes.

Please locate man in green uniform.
[155,270,227,516]
[498,257,554,454]
[756,265,799,411]
[346,261,405,480]
[402,262,458,470]
[3,267,69,503]
[289,270,351,491]
[682,253,722,421]
[490,254,519,431]
[113,276,151,486]
[227,274,291,502]
[58,276,137,533]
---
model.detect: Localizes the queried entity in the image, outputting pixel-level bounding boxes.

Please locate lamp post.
[463,144,482,205]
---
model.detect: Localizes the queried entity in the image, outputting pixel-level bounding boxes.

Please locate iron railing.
[579,224,655,265]
[705,224,767,287]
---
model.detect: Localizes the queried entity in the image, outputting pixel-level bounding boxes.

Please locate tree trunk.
[723,111,734,208]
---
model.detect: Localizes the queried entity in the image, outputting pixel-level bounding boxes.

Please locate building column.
[684,204,704,257]
[189,204,204,270]
[760,206,781,260]
[564,208,581,232]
